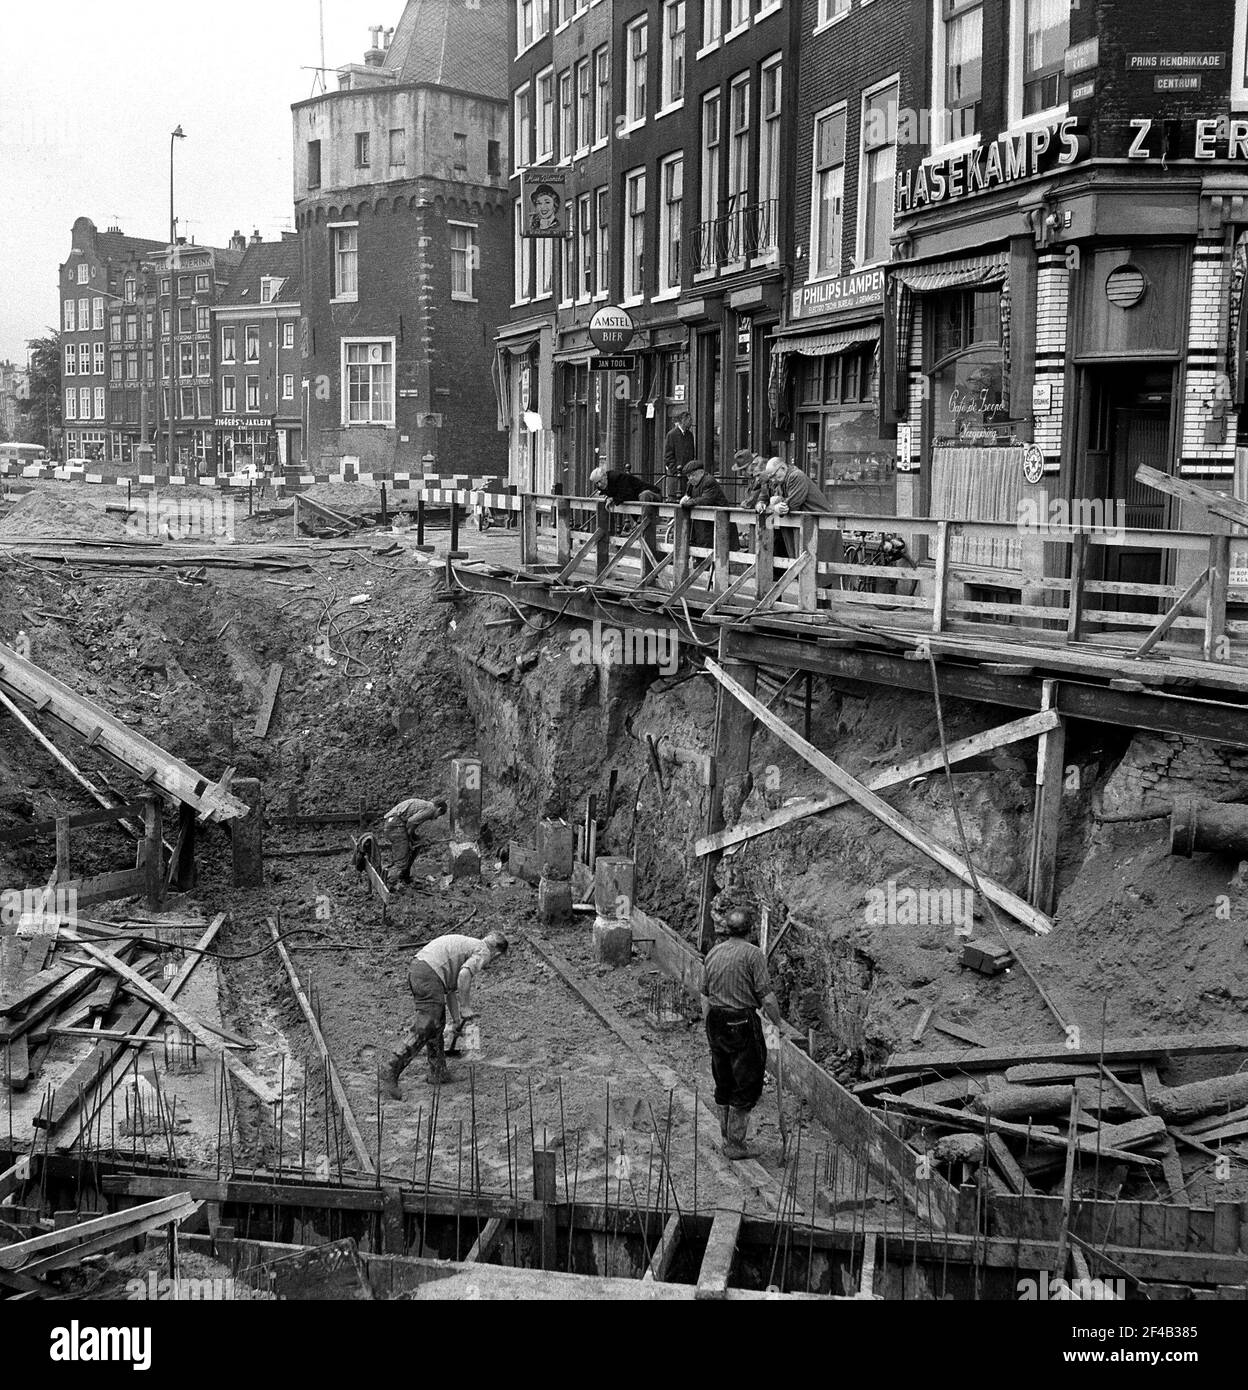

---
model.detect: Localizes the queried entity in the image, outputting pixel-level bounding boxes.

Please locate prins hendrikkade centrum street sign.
[588,305,636,353]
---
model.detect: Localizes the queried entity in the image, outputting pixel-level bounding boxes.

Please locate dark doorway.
[1076,363,1175,612]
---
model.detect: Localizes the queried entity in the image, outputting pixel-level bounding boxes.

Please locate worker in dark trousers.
[380,931,509,1096]
[381,795,447,883]
[662,411,697,500]
[700,907,782,1158]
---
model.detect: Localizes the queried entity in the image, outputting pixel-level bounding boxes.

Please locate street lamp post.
[167,125,186,475]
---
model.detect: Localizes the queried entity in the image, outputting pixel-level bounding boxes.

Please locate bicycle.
[842,531,918,597]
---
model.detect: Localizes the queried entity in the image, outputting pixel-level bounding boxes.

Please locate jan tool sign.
[520,167,566,237]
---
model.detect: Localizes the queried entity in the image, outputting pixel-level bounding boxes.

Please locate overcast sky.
[0,0,390,365]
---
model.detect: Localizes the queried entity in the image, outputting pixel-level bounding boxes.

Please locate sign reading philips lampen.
[791,267,885,321]
[896,118,1089,214]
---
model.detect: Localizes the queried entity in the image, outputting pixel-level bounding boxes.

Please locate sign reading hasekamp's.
[791,268,885,321]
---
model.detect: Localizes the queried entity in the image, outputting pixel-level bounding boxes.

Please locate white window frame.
[514,83,532,171]
[245,325,261,362]
[536,235,554,299]
[76,263,90,285]
[93,342,105,375]
[78,297,90,329]
[124,277,136,303]
[576,57,592,155]
[65,344,76,376]
[449,220,479,302]
[594,185,610,299]
[65,388,77,420]
[810,102,847,282]
[282,322,295,350]
[329,222,359,303]
[625,16,648,128]
[517,0,550,56]
[536,67,555,162]
[1235,0,1248,108]
[196,340,212,377]
[282,373,295,401]
[63,299,76,332]
[814,0,852,34]
[727,0,752,40]
[623,167,646,304]
[355,131,370,169]
[245,376,261,412]
[594,46,611,149]
[657,152,683,296]
[79,386,91,420]
[196,306,211,333]
[577,191,594,302]
[559,69,574,161]
[700,0,723,53]
[659,1,686,114]
[757,55,782,255]
[857,75,900,270]
[1007,0,1071,132]
[94,386,105,420]
[222,375,236,412]
[222,327,236,362]
[513,201,532,305]
[930,0,984,157]
[92,297,104,330]
[340,337,396,427]
[561,199,576,306]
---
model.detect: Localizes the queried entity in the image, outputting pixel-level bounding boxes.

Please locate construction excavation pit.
[1,480,1248,1335]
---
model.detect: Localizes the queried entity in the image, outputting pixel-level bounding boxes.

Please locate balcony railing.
[690,199,779,273]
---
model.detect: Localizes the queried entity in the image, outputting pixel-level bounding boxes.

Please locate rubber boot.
[717,1106,730,1140]
[379,1054,405,1101]
[723,1106,756,1160]
[426,1059,452,1086]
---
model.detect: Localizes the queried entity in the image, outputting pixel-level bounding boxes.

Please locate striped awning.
[891,251,1009,295]
[771,322,881,359]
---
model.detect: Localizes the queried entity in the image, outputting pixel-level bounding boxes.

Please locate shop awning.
[502,335,541,357]
[891,251,1009,294]
[771,323,880,359]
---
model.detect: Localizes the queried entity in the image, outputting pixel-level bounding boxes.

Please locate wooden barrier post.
[1204,532,1231,662]
[556,496,572,567]
[1027,681,1066,916]
[520,494,538,566]
[54,816,71,886]
[416,495,426,547]
[141,796,164,910]
[596,500,611,576]
[671,507,691,591]
[799,515,819,612]
[713,510,732,591]
[1067,531,1088,642]
[533,1149,558,1270]
[755,515,775,599]
[932,519,951,633]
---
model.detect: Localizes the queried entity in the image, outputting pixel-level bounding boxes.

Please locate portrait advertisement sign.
[521,167,566,238]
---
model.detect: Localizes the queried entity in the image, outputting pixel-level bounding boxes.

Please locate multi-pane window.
[943,0,983,140]
[283,373,295,400]
[332,226,359,299]
[661,1,685,108]
[180,342,195,378]
[124,277,136,303]
[196,341,211,376]
[595,47,610,145]
[126,351,140,382]
[659,154,683,291]
[64,299,76,332]
[94,387,105,420]
[178,276,192,297]
[624,169,646,299]
[145,350,154,382]
[160,309,171,336]
[197,273,210,294]
[537,69,555,161]
[92,298,104,330]
[125,314,138,343]
[178,306,194,335]
[196,307,210,333]
[595,186,609,294]
[727,74,751,254]
[576,58,591,152]
[65,388,76,420]
[246,326,261,361]
[450,223,478,300]
[817,0,851,22]
[730,0,750,28]
[344,341,394,425]
[93,343,104,374]
[222,327,236,362]
[703,0,723,46]
[758,58,782,252]
[246,376,260,411]
[626,17,647,124]
[110,316,123,344]
[812,108,846,277]
[559,70,574,157]
[537,235,554,298]
[65,344,77,376]
[700,93,722,265]
[196,387,212,417]
[78,296,90,327]
[514,202,532,302]
[79,387,91,419]
[578,192,593,299]
[517,0,550,50]
[161,343,170,379]
[110,355,122,383]
[222,376,236,411]
[515,84,532,167]
[282,323,295,350]
[355,132,370,168]
[390,128,406,167]
[1021,0,1070,116]
[563,200,576,300]
[860,80,899,265]
[180,387,195,418]
[76,263,89,285]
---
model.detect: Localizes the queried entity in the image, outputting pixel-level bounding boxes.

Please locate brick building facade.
[293,1,511,481]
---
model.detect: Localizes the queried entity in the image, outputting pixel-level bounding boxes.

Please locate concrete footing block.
[538,875,573,925]
[445,842,480,879]
[592,916,632,967]
[509,841,541,885]
[537,819,575,879]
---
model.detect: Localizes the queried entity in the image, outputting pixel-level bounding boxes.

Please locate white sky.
[0,0,389,365]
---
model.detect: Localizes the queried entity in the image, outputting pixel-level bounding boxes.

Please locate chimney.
[365,23,385,66]
[250,229,262,245]
[230,229,246,252]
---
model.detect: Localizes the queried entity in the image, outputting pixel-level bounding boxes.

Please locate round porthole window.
[1105,265,1147,309]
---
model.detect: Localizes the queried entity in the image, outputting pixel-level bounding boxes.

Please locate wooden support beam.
[888,1033,1248,1073]
[59,931,278,1107]
[750,551,811,617]
[253,662,284,738]
[702,557,758,617]
[642,1212,682,1283]
[704,659,1053,935]
[1133,569,1209,659]
[1205,533,1231,663]
[534,1148,558,1271]
[0,1192,199,1271]
[266,916,375,1173]
[0,1154,31,1202]
[465,1216,506,1264]
[696,1201,742,1299]
[696,710,1060,857]
[1136,463,1248,529]
[554,525,607,583]
[1027,680,1066,915]
[931,520,951,633]
[0,642,248,822]
[1066,532,1088,642]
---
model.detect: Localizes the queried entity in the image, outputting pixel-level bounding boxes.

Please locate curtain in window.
[1025,0,1066,73]
[768,346,790,433]
[491,346,512,431]
[946,5,982,105]
[930,446,1022,570]
[1229,233,1248,405]
[999,281,1012,415]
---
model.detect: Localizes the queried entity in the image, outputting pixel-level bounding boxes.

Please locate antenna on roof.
[312,0,327,95]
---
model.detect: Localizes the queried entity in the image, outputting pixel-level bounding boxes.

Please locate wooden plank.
[0,944,130,1044]
[931,1018,986,1048]
[889,1033,1248,1073]
[987,1133,1034,1195]
[642,1213,682,1283]
[18,1200,202,1278]
[266,916,374,1174]
[696,1202,742,1299]
[252,662,284,738]
[1005,1062,1105,1084]
[703,659,1052,935]
[1159,1136,1189,1205]
[0,1192,197,1269]
[0,962,70,1017]
[1027,681,1066,916]
[1133,568,1209,658]
[0,1154,31,1202]
[696,711,1060,857]
[60,932,278,1108]
[4,1034,32,1091]
[1135,463,1248,529]
[464,1216,506,1264]
[0,641,249,822]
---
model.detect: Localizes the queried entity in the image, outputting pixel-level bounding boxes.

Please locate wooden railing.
[516,494,1248,670]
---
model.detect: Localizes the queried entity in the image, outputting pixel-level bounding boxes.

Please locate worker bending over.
[382,795,447,883]
[700,907,782,1159]
[381,931,509,1096]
